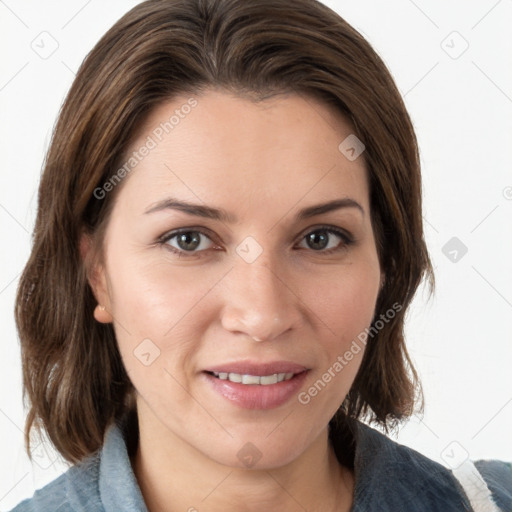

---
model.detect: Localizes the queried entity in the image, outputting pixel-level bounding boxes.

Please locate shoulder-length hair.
[16,0,433,463]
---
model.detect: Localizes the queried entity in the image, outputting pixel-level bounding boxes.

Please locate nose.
[220,258,302,342]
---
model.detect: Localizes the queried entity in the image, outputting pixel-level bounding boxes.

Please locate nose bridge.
[221,255,298,341]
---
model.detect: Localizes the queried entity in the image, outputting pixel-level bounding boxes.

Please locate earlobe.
[94,304,114,324]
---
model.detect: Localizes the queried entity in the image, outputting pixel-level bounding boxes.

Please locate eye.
[297,227,352,253]
[161,229,215,254]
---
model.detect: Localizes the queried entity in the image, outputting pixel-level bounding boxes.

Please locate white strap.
[452,460,501,512]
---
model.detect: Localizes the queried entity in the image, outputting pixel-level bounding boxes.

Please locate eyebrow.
[144,197,364,222]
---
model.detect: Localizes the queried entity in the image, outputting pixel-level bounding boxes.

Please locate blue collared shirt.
[10,418,512,511]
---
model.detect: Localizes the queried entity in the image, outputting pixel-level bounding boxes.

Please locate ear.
[80,232,113,324]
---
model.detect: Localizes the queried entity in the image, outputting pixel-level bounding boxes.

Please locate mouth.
[202,361,309,409]
[206,370,299,385]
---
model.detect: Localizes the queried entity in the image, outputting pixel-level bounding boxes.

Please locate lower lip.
[202,371,309,410]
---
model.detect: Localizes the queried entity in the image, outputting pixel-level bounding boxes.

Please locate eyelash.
[157,225,354,258]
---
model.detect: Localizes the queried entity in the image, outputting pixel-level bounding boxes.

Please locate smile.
[208,371,296,385]
[203,369,309,409]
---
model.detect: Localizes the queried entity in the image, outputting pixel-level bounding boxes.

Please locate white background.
[1,0,511,509]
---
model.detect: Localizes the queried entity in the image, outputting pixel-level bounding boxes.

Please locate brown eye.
[176,232,201,251]
[297,228,352,252]
[305,230,330,250]
[164,230,213,253]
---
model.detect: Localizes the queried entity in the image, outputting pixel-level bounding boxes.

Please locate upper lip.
[204,360,308,376]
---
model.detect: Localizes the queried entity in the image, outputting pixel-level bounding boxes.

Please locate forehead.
[116,89,369,218]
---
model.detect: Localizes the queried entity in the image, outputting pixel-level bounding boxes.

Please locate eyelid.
[157,226,217,244]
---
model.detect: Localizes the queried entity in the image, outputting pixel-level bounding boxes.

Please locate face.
[89,89,381,469]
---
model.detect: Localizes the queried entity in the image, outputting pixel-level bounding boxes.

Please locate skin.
[85,89,382,511]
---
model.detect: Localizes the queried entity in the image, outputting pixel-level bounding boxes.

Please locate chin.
[195,424,315,471]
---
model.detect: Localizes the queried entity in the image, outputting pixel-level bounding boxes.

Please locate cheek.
[104,249,226,385]
[300,259,381,344]
[107,250,219,331]
[294,260,379,416]
[105,257,207,402]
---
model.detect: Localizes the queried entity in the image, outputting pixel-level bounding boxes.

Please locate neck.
[131,406,354,512]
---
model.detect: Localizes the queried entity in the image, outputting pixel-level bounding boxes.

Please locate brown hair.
[16,0,433,464]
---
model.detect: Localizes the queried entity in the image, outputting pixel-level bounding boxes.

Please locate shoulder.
[9,471,69,512]
[474,459,512,510]
[351,422,470,511]
[9,416,147,512]
[9,453,104,512]
[337,420,511,511]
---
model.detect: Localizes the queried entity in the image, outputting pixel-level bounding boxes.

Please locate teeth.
[211,371,296,385]
[228,372,242,383]
[242,374,261,385]
[259,374,278,385]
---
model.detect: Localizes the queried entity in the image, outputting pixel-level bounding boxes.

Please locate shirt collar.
[346,420,471,511]
[95,415,470,512]
[98,417,148,511]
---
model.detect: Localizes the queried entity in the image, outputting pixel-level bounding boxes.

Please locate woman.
[11,0,511,510]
